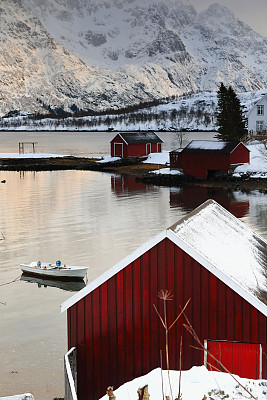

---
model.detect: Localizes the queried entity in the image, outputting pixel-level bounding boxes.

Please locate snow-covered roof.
[181,140,247,153]
[169,148,183,153]
[112,131,163,145]
[169,200,267,308]
[61,200,267,316]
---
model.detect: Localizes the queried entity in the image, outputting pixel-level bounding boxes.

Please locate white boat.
[20,260,88,280]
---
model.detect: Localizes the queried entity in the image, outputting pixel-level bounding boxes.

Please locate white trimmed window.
[257,105,264,115]
[256,121,264,132]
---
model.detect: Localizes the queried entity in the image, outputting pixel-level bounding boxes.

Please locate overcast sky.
[189,0,267,37]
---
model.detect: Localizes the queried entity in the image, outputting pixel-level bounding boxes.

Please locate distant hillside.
[1,90,265,132]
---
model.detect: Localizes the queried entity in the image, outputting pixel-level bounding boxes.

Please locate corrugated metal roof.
[181,140,246,154]
[115,131,163,144]
[169,199,267,306]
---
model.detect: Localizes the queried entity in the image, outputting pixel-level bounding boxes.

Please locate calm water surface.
[0,131,267,399]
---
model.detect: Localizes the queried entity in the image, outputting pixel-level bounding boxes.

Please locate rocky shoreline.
[0,156,267,192]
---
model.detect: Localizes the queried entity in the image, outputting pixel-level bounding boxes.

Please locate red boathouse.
[170,140,250,178]
[110,131,163,158]
[62,200,267,400]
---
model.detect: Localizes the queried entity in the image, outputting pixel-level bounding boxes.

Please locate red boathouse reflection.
[169,185,249,218]
[111,175,155,196]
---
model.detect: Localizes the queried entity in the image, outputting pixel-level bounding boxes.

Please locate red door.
[146,143,151,155]
[204,340,262,379]
[114,143,123,157]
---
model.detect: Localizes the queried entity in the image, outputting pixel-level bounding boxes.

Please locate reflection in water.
[169,185,249,218]
[20,273,86,292]
[111,174,157,196]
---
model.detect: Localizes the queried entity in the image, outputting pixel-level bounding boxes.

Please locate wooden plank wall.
[67,237,267,400]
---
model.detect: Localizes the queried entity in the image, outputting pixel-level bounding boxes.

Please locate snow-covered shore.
[0,141,266,179]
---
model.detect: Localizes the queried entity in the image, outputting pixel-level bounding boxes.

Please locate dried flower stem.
[154,291,190,400]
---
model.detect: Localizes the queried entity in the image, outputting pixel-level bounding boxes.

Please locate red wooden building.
[62,200,267,400]
[170,140,250,178]
[110,131,163,158]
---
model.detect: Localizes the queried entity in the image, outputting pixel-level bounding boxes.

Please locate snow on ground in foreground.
[142,151,169,165]
[100,366,267,400]
[233,142,267,178]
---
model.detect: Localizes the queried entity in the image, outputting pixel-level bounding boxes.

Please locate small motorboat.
[20,260,88,280]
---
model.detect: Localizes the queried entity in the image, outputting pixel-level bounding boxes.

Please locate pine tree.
[215,83,247,141]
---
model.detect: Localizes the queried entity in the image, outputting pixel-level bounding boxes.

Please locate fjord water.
[0,131,267,399]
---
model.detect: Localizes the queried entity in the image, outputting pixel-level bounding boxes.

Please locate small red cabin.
[170,140,250,178]
[110,131,163,158]
[62,200,267,400]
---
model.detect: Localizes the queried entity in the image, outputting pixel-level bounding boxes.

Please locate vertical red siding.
[84,294,93,398]
[207,341,262,379]
[217,279,226,339]
[230,144,250,164]
[125,264,134,382]
[68,237,267,400]
[200,265,209,340]
[133,257,141,377]
[149,245,159,369]
[116,271,125,382]
[100,282,109,385]
[175,245,184,367]
[111,138,162,158]
[209,274,217,337]
[141,251,150,374]
[179,144,249,178]
[77,299,86,397]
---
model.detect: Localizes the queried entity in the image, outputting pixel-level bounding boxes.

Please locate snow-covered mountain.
[1,0,267,115]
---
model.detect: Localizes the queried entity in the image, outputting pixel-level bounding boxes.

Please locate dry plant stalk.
[137,385,150,400]
[106,386,116,400]
[182,312,257,400]
[154,290,190,400]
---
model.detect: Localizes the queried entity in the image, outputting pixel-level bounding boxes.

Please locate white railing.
[64,347,77,400]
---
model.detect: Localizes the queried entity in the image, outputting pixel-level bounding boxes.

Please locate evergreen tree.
[215,83,247,141]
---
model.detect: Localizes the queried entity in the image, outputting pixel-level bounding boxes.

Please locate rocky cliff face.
[0,0,266,114]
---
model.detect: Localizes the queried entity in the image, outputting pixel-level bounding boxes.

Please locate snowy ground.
[233,141,267,179]
[100,366,267,400]
[142,151,170,165]
[98,156,121,163]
